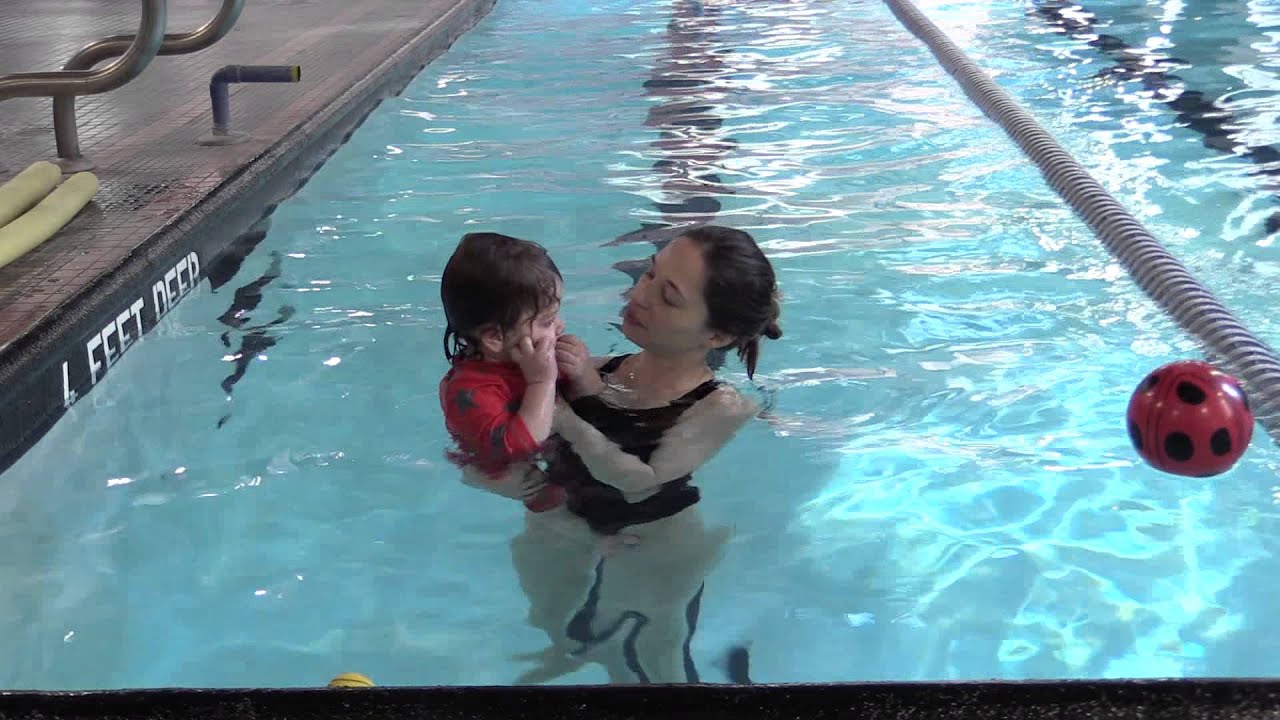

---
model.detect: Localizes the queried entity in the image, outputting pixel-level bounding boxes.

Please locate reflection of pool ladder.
[0,0,245,173]
[885,0,1280,448]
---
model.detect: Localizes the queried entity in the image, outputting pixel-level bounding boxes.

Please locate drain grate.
[94,180,174,212]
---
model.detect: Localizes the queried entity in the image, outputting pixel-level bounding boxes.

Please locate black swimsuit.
[547,354,720,535]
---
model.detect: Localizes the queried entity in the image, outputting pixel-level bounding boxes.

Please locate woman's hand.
[555,334,590,380]
[556,334,603,398]
[520,466,550,502]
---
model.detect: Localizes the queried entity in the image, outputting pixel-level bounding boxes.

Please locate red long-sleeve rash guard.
[439,359,541,475]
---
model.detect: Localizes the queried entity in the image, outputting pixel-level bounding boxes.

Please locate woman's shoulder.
[693,382,760,422]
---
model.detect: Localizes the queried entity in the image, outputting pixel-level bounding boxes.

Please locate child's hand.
[512,334,557,385]
[520,466,550,501]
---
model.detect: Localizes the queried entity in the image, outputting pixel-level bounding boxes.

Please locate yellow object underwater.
[327,672,375,688]
[0,171,98,271]
[0,161,62,229]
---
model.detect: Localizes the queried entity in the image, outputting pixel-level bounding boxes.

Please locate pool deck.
[0,0,479,353]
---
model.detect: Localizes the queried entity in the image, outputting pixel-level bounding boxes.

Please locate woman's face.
[621,236,731,354]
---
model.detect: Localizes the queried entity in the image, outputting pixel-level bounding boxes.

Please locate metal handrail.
[0,0,167,103]
[54,0,246,171]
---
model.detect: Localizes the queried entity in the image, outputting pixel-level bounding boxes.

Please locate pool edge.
[0,0,499,476]
[2,678,1280,718]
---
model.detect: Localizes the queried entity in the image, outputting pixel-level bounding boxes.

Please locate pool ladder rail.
[0,0,246,173]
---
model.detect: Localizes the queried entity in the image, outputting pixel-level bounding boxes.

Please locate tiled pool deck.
[0,0,473,352]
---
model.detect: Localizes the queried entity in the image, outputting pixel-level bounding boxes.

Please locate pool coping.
[2,678,1280,718]
[0,0,498,475]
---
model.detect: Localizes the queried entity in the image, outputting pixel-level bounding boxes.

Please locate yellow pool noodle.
[0,161,62,229]
[0,171,98,271]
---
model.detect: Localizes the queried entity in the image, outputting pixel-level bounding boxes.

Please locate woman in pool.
[509,224,781,684]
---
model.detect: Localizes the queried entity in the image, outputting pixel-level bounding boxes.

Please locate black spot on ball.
[1165,432,1194,462]
[1210,428,1232,456]
[1128,420,1143,451]
[1176,381,1206,405]
[1144,373,1161,391]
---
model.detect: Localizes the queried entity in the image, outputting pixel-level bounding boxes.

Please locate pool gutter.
[2,678,1279,718]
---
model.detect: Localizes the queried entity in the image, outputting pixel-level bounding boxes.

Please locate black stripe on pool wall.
[204,208,276,292]
[608,0,739,370]
[207,117,370,426]
[214,251,297,428]
[1031,0,1280,234]
[587,0,752,683]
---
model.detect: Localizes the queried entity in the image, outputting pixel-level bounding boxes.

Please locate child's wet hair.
[441,232,562,362]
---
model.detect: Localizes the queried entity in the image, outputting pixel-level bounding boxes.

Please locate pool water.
[4,0,1280,688]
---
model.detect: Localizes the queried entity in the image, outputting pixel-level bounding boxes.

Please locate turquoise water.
[4,0,1280,688]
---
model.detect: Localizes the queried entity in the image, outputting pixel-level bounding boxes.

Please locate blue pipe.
[209,64,300,131]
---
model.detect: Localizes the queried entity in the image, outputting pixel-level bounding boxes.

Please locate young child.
[438,232,567,512]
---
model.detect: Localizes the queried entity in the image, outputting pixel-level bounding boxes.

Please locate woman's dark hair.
[681,225,782,379]
[441,232,562,362]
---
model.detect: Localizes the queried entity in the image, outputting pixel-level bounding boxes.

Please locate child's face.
[501,281,564,354]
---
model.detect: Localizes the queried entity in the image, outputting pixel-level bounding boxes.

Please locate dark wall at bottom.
[2,680,1279,720]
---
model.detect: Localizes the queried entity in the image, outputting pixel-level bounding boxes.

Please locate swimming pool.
[3,0,1280,689]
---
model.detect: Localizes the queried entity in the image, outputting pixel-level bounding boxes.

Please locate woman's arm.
[552,385,759,497]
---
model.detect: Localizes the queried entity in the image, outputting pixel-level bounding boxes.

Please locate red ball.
[1127,360,1254,477]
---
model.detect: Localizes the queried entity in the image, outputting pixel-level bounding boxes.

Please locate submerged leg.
[508,507,600,684]
[566,509,732,684]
